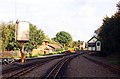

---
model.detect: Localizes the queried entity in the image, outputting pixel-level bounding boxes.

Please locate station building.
[79,41,86,50]
[87,36,101,52]
[31,40,62,56]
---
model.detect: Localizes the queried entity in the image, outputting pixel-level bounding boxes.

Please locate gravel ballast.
[21,57,64,77]
[63,55,119,77]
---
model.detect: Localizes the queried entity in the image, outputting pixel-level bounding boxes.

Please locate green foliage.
[0,22,19,50]
[72,41,78,48]
[95,2,120,54]
[53,31,72,47]
[71,40,81,50]
[44,35,56,44]
[117,1,120,12]
[25,24,45,51]
[0,22,45,51]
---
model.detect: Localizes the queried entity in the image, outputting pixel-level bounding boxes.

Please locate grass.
[105,53,120,65]
[89,51,120,66]
[25,47,76,58]
[26,50,63,58]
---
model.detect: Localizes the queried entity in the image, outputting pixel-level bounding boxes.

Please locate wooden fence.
[0,51,21,58]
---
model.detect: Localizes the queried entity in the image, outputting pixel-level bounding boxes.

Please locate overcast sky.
[0,0,119,42]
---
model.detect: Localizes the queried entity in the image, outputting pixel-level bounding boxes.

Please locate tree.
[117,1,120,12]
[53,31,72,47]
[25,24,45,51]
[0,22,19,51]
[0,22,45,51]
[95,2,120,55]
[72,41,78,48]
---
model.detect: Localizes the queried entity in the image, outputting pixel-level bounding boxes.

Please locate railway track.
[2,54,66,79]
[43,53,80,79]
[2,52,81,79]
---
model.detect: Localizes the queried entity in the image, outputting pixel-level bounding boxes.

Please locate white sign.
[16,21,29,41]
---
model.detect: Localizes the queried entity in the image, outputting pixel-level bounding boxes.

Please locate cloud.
[0,0,119,41]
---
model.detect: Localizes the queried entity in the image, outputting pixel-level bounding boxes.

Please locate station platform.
[15,53,65,60]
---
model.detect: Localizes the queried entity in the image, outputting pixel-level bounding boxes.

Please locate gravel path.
[63,55,119,77]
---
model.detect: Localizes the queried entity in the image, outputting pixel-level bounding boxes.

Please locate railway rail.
[2,53,80,79]
[2,51,118,78]
[43,53,80,79]
[2,54,66,79]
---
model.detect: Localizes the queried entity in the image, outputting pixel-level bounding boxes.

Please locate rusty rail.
[44,53,79,79]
